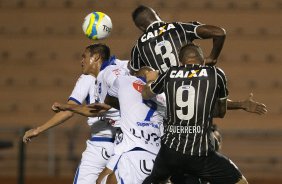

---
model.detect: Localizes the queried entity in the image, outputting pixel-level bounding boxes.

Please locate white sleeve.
[68,75,96,104]
[107,78,120,98]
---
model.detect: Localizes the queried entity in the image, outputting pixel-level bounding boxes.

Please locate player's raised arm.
[213,98,227,118]
[52,102,111,117]
[227,93,267,115]
[196,25,226,65]
[214,67,228,118]
[23,100,77,143]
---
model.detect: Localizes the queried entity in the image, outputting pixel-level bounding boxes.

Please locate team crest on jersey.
[133,80,144,93]
[112,68,121,76]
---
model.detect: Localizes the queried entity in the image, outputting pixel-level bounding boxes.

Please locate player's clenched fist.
[52,102,69,112]
[23,128,40,143]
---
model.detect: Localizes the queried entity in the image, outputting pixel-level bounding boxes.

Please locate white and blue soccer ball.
[82,12,112,40]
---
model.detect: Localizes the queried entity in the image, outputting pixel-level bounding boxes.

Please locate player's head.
[135,66,154,78]
[179,43,204,65]
[81,43,110,76]
[132,5,161,32]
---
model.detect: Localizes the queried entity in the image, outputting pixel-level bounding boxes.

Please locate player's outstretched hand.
[242,93,267,115]
[23,128,40,143]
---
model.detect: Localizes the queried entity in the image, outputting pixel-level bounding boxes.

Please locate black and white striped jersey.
[130,21,203,74]
[150,64,228,156]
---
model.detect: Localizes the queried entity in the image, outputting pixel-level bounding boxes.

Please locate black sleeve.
[150,72,168,94]
[177,21,204,41]
[216,67,228,99]
[129,43,146,71]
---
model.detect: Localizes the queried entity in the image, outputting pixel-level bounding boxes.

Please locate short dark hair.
[179,43,204,65]
[132,5,159,30]
[86,43,110,61]
[132,5,150,21]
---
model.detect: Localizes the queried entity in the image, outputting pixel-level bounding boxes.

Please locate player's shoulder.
[79,74,95,79]
[176,21,203,26]
[215,67,226,76]
[119,74,135,81]
[113,75,133,87]
[103,63,129,77]
[71,74,95,97]
[115,59,129,67]
[118,75,140,83]
[199,65,224,74]
[76,74,96,83]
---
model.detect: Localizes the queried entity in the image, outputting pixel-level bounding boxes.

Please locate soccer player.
[53,67,167,184]
[130,5,226,73]
[23,43,128,184]
[142,43,248,184]
[131,5,267,115]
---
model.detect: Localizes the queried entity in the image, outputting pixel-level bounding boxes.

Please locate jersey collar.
[184,64,202,68]
[146,20,164,31]
[100,55,116,71]
[137,76,146,83]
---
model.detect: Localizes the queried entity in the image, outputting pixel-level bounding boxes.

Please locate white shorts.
[105,128,123,171]
[73,136,115,184]
[114,148,157,184]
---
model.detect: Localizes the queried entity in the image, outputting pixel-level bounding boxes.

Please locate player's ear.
[139,25,147,32]
[90,54,101,64]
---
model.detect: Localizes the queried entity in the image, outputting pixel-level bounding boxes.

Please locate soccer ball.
[82,12,112,40]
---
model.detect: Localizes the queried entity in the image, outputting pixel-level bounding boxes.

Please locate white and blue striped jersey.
[68,73,116,138]
[96,59,129,123]
[69,74,98,126]
[108,75,166,155]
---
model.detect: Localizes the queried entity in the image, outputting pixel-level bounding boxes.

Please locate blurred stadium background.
[0,0,281,183]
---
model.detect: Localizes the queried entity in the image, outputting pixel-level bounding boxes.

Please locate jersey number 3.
[154,40,177,72]
[176,85,195,120]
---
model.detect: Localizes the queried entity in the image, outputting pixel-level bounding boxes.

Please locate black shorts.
[143,144,243,184]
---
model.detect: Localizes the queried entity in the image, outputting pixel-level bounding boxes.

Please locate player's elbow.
[215,99,227,118]
[198,25,226,38]
[216,27,226,37]
[218,111,226,118]
[210,26,226,37]
[213,109,226,118]
[218,104,227,118]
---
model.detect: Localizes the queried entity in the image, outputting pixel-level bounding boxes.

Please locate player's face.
[81,49,95,74]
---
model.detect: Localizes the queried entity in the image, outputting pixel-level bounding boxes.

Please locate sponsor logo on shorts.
[140,159,154,175]
[130,128,160,147]
[101,148,111,160]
